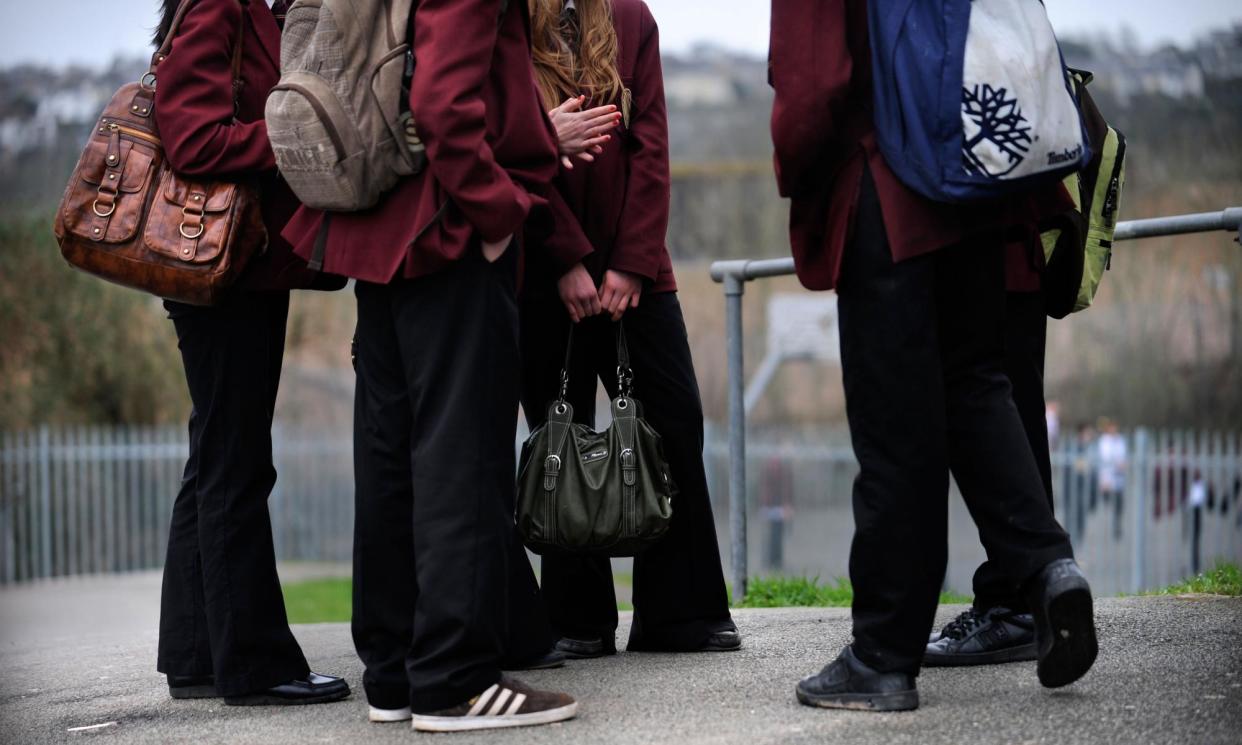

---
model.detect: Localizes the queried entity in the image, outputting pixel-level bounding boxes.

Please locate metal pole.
[724,273,748,603]
[1131,428,1148,593]
[37,426,51,580]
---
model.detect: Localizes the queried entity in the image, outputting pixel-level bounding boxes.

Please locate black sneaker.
[1025,558,1098,688]
[923,606,1037,666]
[410,675,578,732]
[795,646,919,712]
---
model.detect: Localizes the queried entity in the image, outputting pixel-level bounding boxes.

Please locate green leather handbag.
[516,325,676,556]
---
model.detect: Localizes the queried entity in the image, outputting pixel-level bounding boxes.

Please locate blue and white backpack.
[868,0,1091,203]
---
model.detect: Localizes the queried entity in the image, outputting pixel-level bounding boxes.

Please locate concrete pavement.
[0,577,1239,745]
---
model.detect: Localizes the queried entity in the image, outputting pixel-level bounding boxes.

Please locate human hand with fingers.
[558,262,604,323]
[548,95,622,169]
[598,269,642,321]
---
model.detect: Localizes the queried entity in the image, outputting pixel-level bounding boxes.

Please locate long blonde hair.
[530,0,630,120]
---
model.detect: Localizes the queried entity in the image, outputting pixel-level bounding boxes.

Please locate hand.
[557,263,603,323]
[548,96,622,169]
[482,234,512,263]
[598,269,642,321]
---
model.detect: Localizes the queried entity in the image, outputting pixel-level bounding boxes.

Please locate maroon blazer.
[769,0,1072,291]
[155,0,319,291]
[283,0,563,284]
[529,0,676,295]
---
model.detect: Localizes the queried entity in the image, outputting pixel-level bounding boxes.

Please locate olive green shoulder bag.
[516,324,676,556]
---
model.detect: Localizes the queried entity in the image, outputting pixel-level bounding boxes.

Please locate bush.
[0,213,187,429]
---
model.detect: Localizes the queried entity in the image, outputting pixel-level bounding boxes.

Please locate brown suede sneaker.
[410,675,578,733]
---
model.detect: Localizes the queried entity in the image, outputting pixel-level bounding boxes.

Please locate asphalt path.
[1,583,1239,745]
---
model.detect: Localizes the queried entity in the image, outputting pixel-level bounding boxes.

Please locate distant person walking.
[1097,418,1128,539]
[522,0,739,658]
[151,0,348,706]
[1188,472,1207,575]
[770,0,1096,712]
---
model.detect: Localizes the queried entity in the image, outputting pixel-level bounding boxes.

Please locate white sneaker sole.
[369,706,412,723]
[411,702,578,732]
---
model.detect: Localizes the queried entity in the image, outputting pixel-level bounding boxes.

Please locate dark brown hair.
[153,0,181,48]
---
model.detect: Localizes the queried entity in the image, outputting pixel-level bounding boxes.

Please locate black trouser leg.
[837,171,1073,675]
[157,292,309,696]
[618,294,732,651]
[350,289,418,711]
[938,244,1073,613]
[520,294,732,652]
[353,246,527,714]
[158,411,212,677]
[972,290,1054,612]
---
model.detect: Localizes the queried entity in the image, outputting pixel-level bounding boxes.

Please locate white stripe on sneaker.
[466,685,499,717]
[486,688,513,716]
[504,693,527,716]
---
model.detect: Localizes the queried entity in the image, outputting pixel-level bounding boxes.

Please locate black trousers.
[836,171,1074,675]
[971,290,1056,612]
[520,292,732,652]
[157,292,310,696]
[351,245,549,714]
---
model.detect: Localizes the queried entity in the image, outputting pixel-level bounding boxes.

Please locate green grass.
[1140,563,1242,598]
[733,576,972,609]
[282,578,352,624]
[280,573,977,623]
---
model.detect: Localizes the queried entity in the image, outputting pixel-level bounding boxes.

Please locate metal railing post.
[724,272,748,603]
[1131,428,1149,593]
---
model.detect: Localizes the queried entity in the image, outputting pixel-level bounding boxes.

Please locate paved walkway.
[0,575,1239,744]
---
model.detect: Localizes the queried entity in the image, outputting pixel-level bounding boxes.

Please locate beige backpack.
[265,0,424,213]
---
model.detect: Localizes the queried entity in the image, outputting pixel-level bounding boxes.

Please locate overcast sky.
[3,0,1241,69]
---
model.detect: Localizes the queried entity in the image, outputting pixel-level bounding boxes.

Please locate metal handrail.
[710,207,1242,602]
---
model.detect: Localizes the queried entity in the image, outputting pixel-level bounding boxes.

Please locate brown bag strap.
[147,0,250,114]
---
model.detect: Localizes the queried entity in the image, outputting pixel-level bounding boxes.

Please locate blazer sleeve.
[609,4,670,283]
[154,0,275,178]
[769,0,852,199]
[409,0,530,244]
[540,186,596,273]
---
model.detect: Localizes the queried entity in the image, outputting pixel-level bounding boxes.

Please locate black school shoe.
[700,621,743,652]
[224,672,351,706]
[1025,558,1099,688]
[554,637,612,659]
[503,647,567,671]
[796,646,919,712]
[168,674,217,699]
[924,607,1037,666]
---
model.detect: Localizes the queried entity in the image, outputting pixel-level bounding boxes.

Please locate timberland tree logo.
[961,83,1032,178]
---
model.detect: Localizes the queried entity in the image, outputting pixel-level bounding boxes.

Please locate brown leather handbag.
[53,0,266,306]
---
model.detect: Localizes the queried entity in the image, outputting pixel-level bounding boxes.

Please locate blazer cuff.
[608,251,660,283]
